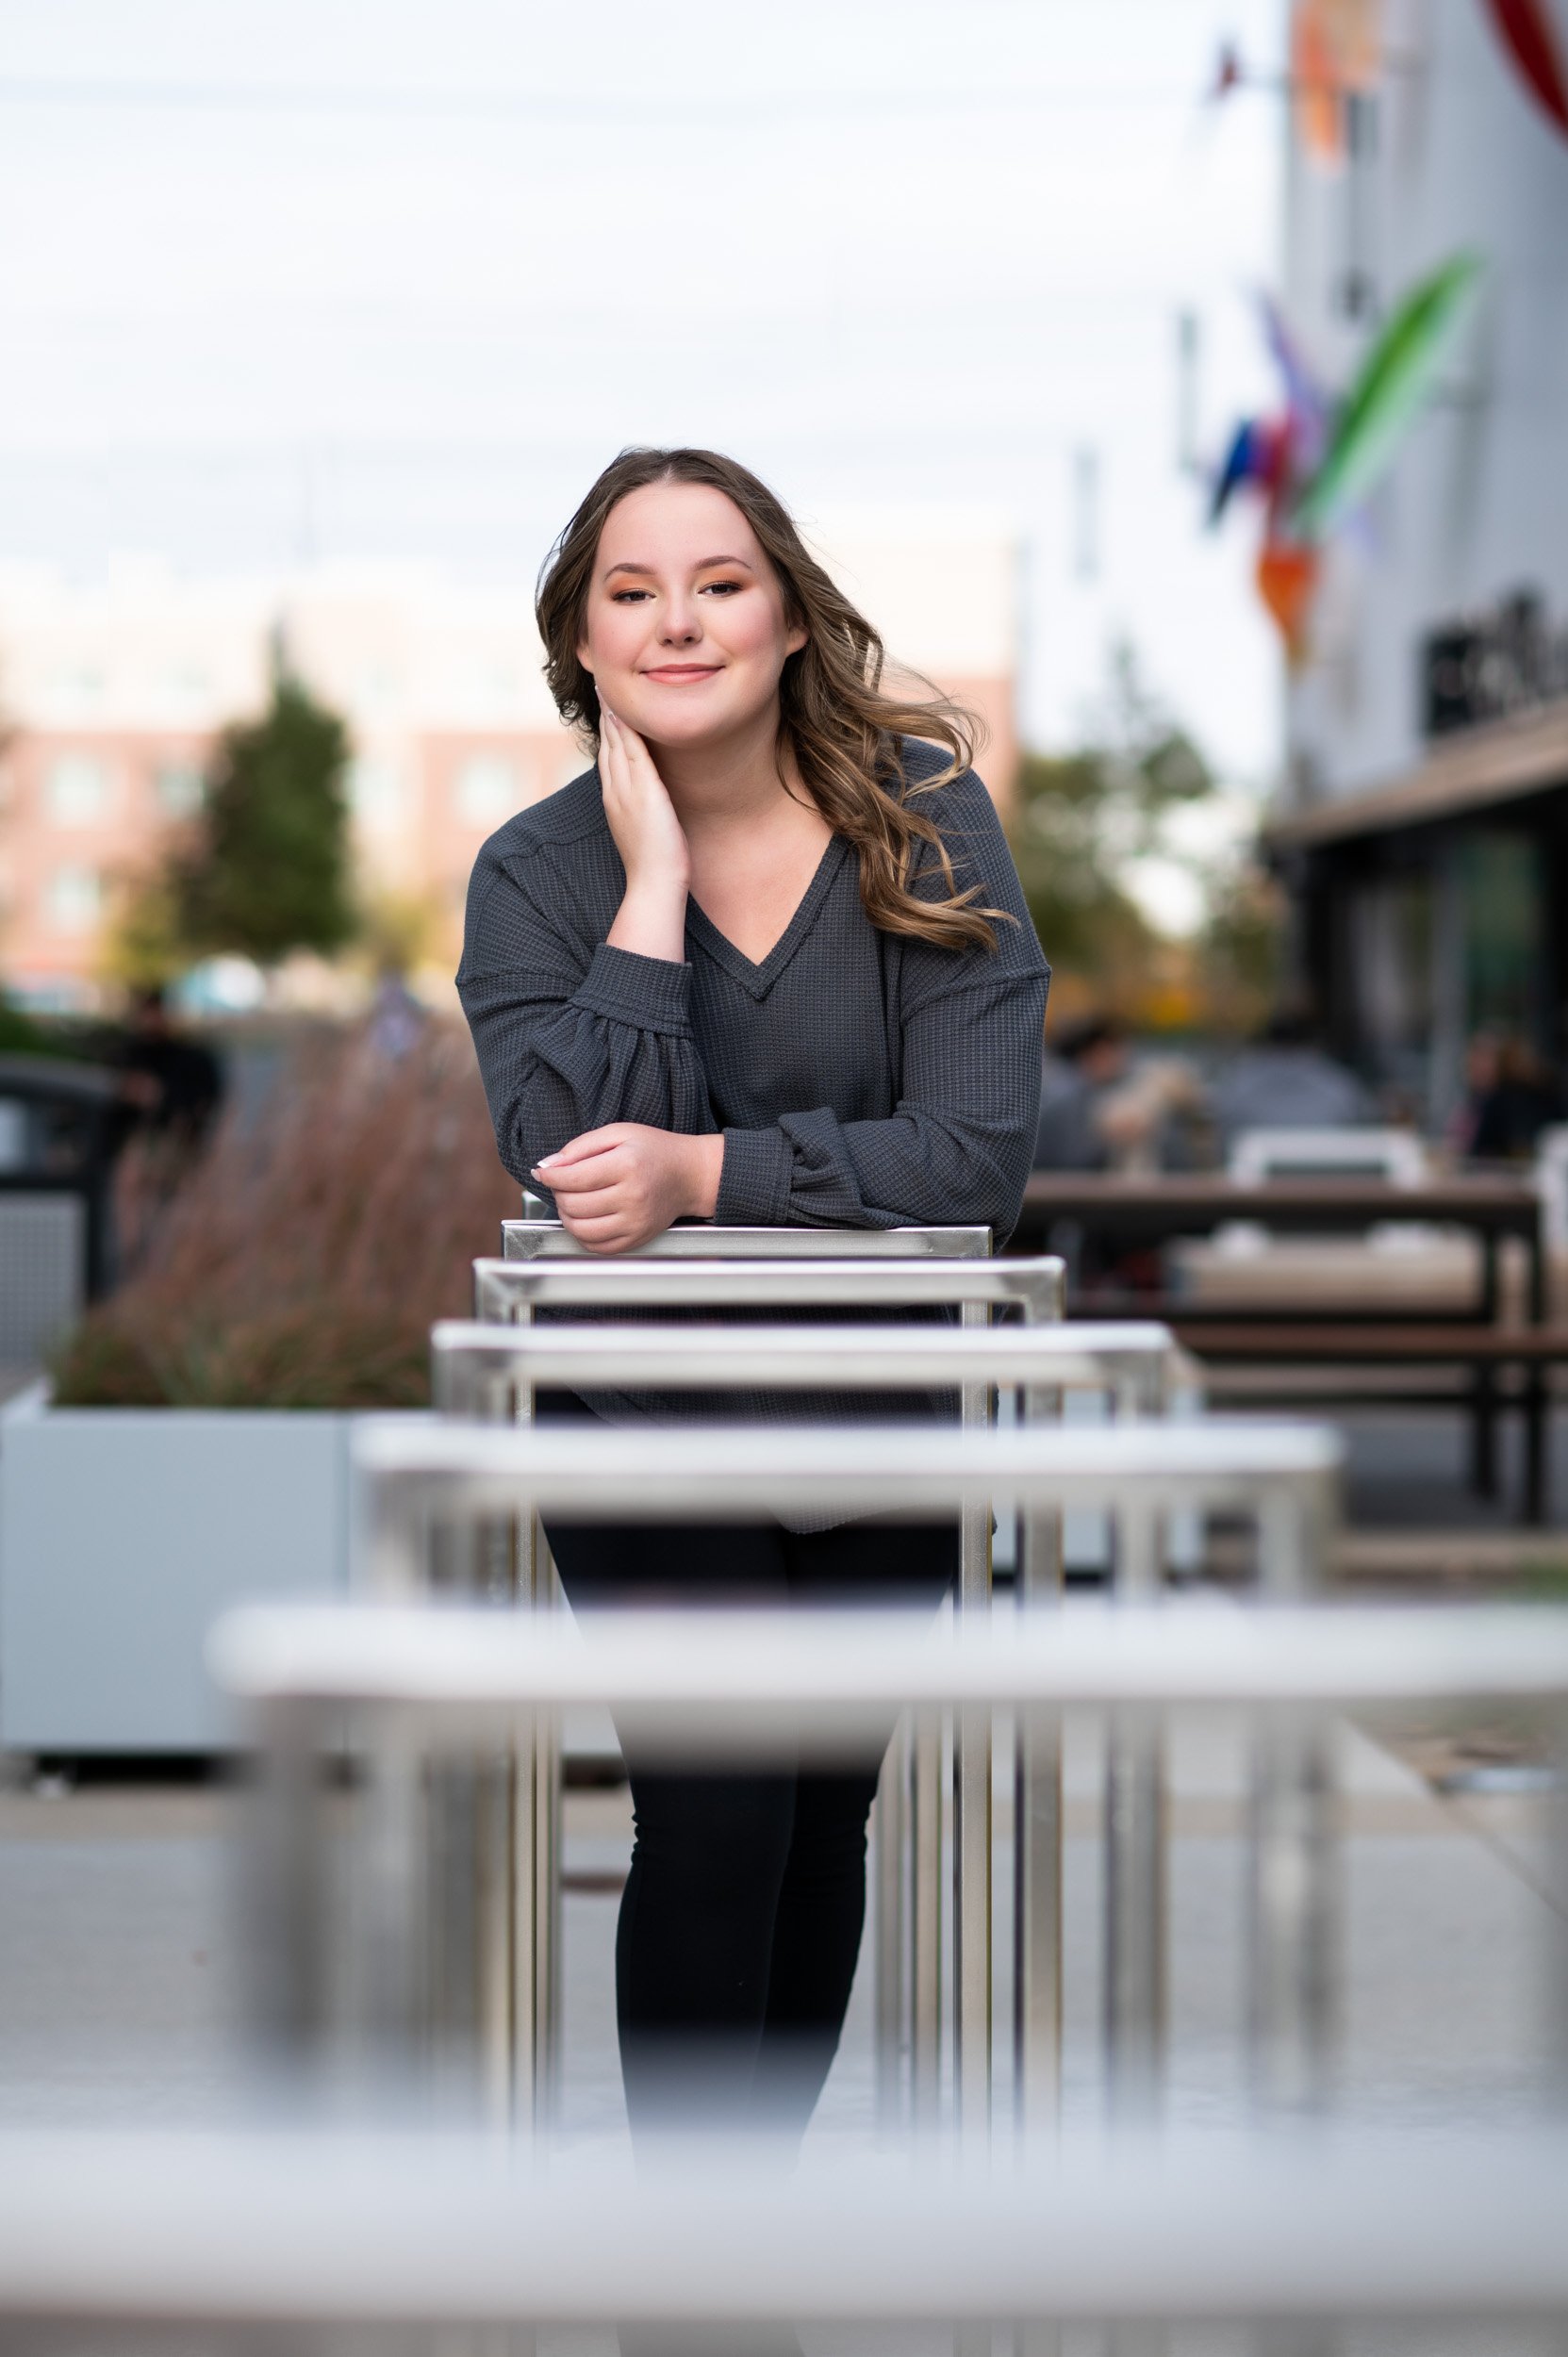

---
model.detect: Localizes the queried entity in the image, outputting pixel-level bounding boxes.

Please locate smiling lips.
[642,664,722,683]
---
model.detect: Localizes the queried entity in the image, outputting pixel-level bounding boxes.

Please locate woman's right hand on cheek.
[597,700,690,900]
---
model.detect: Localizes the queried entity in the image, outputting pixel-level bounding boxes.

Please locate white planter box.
[0,1390,415,1755]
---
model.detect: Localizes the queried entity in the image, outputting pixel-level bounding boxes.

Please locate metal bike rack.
[470,1252,1063,1324]
[431,1314,1192,2137]
[433,1315,1182,1420]
[21,1574,1568,2347]
[503,1215,995,1261]
[455,1244,1065,2141]
[292,1417,1340,2134]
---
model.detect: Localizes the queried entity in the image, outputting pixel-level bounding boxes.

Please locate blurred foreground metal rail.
[355,1415,1336,1528]
[7,2128,1568,2326]
[219,1589,1568,2181]
[216,1595,1568,1721]
[257,1420,1342,2127]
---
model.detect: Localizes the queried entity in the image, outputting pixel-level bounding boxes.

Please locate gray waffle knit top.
[456,738,1049,1475]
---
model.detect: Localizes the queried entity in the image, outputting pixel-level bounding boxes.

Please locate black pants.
[543,1497,957,2143]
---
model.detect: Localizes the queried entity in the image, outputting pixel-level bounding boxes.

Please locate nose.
[658,586,701,645]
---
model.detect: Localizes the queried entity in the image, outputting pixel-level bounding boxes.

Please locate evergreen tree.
[175,669,355,965]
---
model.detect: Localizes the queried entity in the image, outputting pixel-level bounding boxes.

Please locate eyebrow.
[602,554,756,580]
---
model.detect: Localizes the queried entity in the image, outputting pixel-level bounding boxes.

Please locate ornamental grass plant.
[52,1020,517,1409]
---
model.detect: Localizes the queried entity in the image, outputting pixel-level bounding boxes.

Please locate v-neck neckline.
[685,832,850,999]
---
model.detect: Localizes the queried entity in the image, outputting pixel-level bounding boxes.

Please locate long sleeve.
[713,764,1049,1244]
[715,964,1047,1241]
[457,844,717,1187]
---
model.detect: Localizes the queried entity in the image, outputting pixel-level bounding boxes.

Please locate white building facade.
[1269,0,1568,1120]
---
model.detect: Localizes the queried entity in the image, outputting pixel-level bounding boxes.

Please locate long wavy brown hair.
[535,446,1008,954]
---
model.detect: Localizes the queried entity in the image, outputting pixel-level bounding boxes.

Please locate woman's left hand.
[533,1125,724,1254]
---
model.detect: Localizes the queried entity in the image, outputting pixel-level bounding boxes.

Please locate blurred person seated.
[1033,1014,1126,1172]
[1209,1004,1374,1152]
[1033,1014,1206,1300]
[1034,1014,1204,1175]
[1450,1030,1565,1162]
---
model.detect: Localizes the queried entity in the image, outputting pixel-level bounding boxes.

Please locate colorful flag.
[1292,254,1483,536]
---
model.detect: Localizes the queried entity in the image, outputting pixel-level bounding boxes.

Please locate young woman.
[458,447,1048,2147]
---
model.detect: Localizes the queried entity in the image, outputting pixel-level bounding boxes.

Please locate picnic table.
[1010,1172,1559,1522]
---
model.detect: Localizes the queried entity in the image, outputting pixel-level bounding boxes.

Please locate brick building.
[0,519,1018,1008]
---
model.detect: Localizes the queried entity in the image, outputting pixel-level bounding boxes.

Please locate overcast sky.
[0,0,1287,789]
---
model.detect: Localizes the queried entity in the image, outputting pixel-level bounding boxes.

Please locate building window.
[163,663,213,712]
[45,865,101,932]
[350,756,406,827]
[454,752,523,824]
[356,664,403,716]
[45,754,111,826]
[154,758,205,818]
[55,664,107,716]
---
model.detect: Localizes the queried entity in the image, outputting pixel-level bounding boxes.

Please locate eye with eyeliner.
[607,577,746,605]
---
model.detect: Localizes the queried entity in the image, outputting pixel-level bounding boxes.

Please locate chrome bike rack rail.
[277,1418,1341,2137]
[503,1214,996,1261]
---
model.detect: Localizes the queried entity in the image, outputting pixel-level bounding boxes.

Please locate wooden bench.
[1165,1320,1568,1525]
